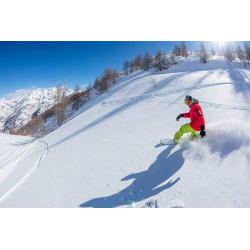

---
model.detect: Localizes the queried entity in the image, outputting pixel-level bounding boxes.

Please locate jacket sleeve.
[183,112,190,118]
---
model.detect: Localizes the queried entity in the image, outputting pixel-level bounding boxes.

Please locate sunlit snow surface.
[0,54,250,207]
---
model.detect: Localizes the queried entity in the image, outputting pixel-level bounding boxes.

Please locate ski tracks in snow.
[101,81,250,111]
[101,82,230,106]
[0,136,48,204]
[0,142,36,183]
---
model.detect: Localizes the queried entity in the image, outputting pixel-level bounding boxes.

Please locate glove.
[200,125,206,138]
[176,114,184,121]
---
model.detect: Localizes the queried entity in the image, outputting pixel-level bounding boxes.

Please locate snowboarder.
[174,95,206,144]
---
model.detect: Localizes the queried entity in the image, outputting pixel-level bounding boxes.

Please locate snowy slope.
[0,54,250,208]
[0,88,73,132]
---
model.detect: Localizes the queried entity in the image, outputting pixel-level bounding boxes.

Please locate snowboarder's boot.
[191,133,198,141]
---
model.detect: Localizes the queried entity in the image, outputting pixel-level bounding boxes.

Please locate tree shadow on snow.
[228,67,250,100]
[79,145,185,208]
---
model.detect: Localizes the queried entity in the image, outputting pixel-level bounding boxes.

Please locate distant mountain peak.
[0,87,73,133]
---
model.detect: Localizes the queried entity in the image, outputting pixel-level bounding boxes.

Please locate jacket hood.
[190,98,199,106]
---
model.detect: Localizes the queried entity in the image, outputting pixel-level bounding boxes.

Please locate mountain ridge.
[0,87,73,132]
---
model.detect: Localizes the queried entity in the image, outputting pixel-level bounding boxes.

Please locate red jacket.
[184,101,205,131]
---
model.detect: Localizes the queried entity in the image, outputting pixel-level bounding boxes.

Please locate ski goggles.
[184,100,189,104]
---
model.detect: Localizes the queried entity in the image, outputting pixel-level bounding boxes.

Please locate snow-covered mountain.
[0,88,73,133]
[0,54,250,207]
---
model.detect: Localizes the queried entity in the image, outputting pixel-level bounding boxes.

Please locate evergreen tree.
[123,58,129,75]
[100,67,109,91]
[199,42,208,63]
[235,43,244,60]
[244,42,250,61]
[93,75,101,90]
[181,41,188,58]
[154,49,167,71]
[112,66,119,84]
[143,51,153,70]
[54,81,63,104]
[223,42,235,61]
[130,58,135,73]
[54,82,68,127]
[173,44,181,56]
[134,52,143,70]
[170,51,177,64]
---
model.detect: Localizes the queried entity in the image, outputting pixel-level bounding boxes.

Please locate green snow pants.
[174,123,198,140]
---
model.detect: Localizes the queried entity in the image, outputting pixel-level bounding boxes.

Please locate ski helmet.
[184,95,192,105]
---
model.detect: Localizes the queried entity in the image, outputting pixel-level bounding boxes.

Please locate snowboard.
[160,139,176,145]
[160,137,200,145]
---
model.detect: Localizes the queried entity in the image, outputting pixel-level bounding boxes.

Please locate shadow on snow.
[228,66,250,100]
[80,144,185,208]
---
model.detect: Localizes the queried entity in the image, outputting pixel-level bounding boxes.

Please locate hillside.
[0,54,250,208]
[0,87,73,133]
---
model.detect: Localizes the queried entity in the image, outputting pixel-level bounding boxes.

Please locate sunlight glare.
[217,40,227,47]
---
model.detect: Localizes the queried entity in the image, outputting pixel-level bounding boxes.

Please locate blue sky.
[0,41,248,98]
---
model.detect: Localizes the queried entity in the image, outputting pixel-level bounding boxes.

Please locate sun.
[217,40,227,46]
